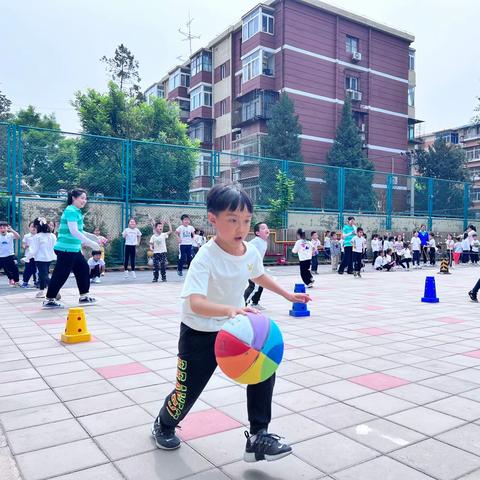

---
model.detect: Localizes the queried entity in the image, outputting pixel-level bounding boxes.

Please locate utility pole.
[178,12,201,57]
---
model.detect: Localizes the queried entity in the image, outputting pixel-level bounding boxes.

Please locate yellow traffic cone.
[61,308,91,344]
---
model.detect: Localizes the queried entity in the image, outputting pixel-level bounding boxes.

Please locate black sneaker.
[177,271,183,277]
[469,291,478,303]
[244,430,292,463]
[152,278,158,283]
[78,295,97,306]
[151,417,180,450]
[161,278,167,282]
[42,299,64,309]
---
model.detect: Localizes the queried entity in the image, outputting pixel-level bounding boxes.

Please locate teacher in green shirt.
[43,188,100,309]
[338,216,357,275]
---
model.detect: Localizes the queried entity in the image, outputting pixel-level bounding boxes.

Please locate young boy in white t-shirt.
[149,219,172,282]
[88,251,105,283]
[0,222,20,286]
[175,214,195,277]
[351,227,366,278]
[152,184,310,461]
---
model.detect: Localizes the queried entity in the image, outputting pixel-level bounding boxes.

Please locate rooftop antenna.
[178,12,200,57]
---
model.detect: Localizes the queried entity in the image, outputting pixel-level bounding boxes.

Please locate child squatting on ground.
[152,183,311,462]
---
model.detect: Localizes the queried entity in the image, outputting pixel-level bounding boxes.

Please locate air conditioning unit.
[392,176,399,185]
[347,89,362,101]
[352,51,362,62]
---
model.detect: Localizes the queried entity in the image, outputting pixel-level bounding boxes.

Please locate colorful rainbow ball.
[215,312,284,385]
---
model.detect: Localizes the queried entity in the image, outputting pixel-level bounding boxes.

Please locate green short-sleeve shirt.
[342,224,357,247]
[55,205,84,252]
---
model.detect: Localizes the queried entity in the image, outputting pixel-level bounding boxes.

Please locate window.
[190,85,212,110]
[241,49,275,83]
[408,87,415,107]
[346,35,359,53]
[178,100,190,112]
[189,122,212,144]
[194,154,211,177]
[191,51,212,76]
[466,147,480,161]
[436,132,459,144]
[345,75,359,91]
[220,136,227,151]
[220,63,227,80]
[220,99,227,116]
[169,69,190,90]
[242,51,260,82]
[409,49,415,71]
[242,7,274,41]
[408,123,415,142]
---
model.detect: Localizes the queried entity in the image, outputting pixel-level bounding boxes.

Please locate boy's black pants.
[353,251,363,272]
[244,279,263,305]
[159,323,275,435]
[0,255,19,282]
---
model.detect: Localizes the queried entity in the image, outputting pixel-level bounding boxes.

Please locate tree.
[267,170,295,229]
[100,44,143,100]
[415,138,469,217]
[473,96,480,126]
[261,93,312,208]
[73,82,198,200]
[326,98,376,212]
[0,90,12,121]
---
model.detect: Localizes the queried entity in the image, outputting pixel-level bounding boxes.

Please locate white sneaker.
[93,277,101,284]
[124,271,129,279]
[131,271,136,279]
[251,303,266,310]
[36,290,46,298]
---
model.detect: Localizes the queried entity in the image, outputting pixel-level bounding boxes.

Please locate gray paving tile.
[268,413,331,443]
[387,406,466,436]
[0,402,72,431]
[346,392,416,416]
[199,385,247,407]
[66,391,133,417]
[0,390,59,413]
[283,370,338,387]
[437,424,480,456]
[391,438,480,480]
[0,368,39,384]
[218,401,290,425]
[6,418,88,454]
[303,402,375,430]
[78,405,153,436]
[49,463,124,480]
[274,389,334,411]
[15,439,108,480]
[220,453,323,479]
[53,379,117,402]
[386,383,450,405]
[94,423,156,460]
[313,379,374,401]
[294,432,378,473]
[44,369,103,388]
[334,455,434,480]
[458,470,480,480]
[420,375,478,394]
[114,446,213,480]
[181,469,230,480]
[0,378,49,397]
[340,418,425,453]
[428,396,480,421]
[106,372,166,390]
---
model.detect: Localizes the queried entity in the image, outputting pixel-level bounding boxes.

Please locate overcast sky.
[1,0,479,135]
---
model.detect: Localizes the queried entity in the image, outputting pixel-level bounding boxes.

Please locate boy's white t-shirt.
[429,238,436,248]
[472,240,479,253]
[292,239,313,261]
[249,236,268,259]
[410,237,421,251]
[352,235,366,253]
[311,239,321,255]
[446,239,454,250]
[324,236,331,248]
[23,233,35,250]
[383,240,390,251]
[123,228,141,246]
[181,239,264,332]
[462,238,470,251]
[176,225,195,246]
[150,233,169,253]
[371,238,381,252]
[403,248,412,259]
[0,233,15,257]
[88,257,105,270]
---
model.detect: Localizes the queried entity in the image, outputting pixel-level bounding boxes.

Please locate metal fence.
[0,122,475,253]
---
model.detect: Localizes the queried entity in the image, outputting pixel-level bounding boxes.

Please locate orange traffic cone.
[61,307,91,344]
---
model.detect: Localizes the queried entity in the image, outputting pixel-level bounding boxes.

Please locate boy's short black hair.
[154,222,163,228]
[180,214,190,221]
[207,183,253,215]
[357,227,364,233]
[296,228,306,239]
[311,230,317,236]
[254,222,266,234]
[91,250,101,256]
[347,216,355,221]
[0,221,8,227]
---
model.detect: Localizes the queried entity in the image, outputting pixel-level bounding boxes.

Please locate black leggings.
[244,279,263,305]
[23,258,37,284]
[0,255,19,282]
[159,323,275,435]
[299,259,313,285]
[36,261,51,290]
[338,246,353,274]
[124,245,136,271]
[46,250,90,299]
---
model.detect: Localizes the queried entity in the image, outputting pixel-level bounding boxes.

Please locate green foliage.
[326,98,376,212]
[73,82,198,200]
[267,171,295,229]
[415,138,469,216]
[261,93,312,208]
[100,44,143,100]
[0,90,12,121]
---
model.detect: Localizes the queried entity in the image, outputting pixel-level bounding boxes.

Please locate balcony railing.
[232,89,279,128]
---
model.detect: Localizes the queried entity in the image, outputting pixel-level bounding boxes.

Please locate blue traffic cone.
[289,283,311,317]
[421,276,440,303]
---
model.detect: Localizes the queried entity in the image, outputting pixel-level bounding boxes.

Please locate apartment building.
[146,0,417,204]
[417,123,480,214]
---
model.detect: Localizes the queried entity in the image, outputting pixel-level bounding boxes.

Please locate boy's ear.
[207,212,217,226]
